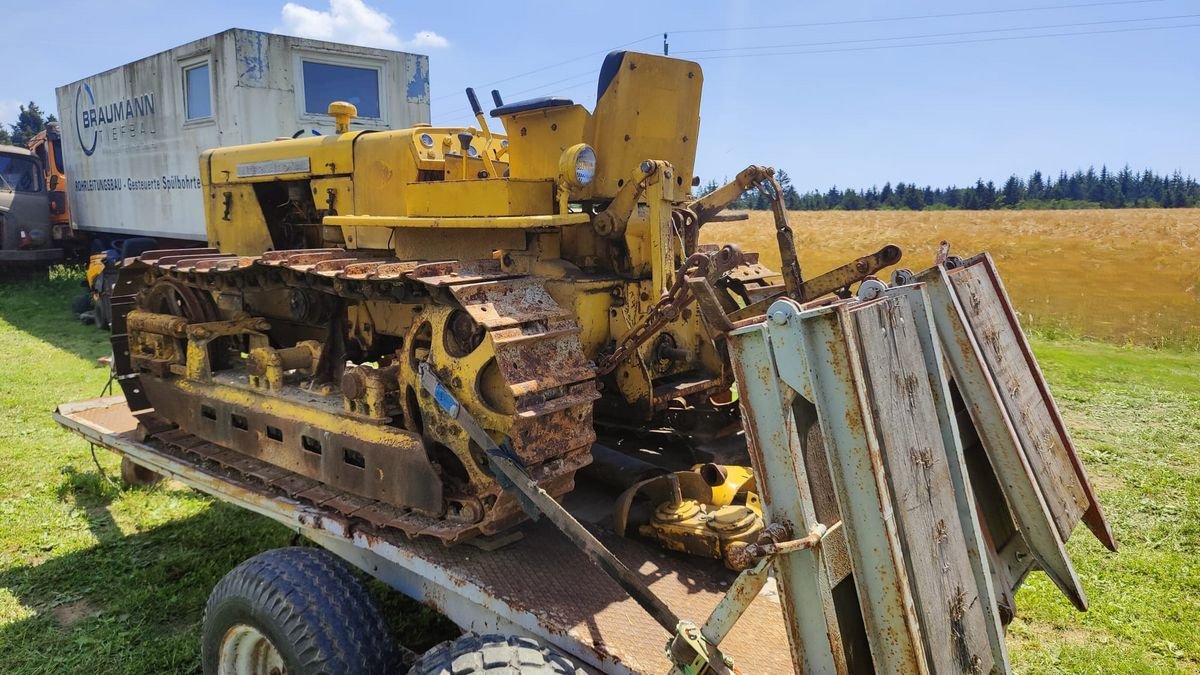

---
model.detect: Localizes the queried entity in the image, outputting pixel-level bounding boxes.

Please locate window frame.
[181,55,215,126]
[293,50,389,128]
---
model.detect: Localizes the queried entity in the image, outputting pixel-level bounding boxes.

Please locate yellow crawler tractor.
[115,51,901,543]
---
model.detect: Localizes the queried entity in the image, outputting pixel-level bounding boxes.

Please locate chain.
[595,243,745,377]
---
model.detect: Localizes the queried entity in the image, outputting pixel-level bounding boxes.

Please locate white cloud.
[279,0,448,50]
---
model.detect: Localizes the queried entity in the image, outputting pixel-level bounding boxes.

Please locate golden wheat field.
[702,208,1200,348]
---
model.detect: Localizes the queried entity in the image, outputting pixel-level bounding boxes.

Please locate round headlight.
[419,132,434,148]
[560,144,596,188]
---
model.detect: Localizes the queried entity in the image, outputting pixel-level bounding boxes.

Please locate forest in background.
[712,165,1200,211]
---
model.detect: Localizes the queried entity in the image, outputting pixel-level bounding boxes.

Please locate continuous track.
[110,248,598,544]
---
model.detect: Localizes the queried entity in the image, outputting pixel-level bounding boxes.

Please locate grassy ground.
[0,271,1196,673]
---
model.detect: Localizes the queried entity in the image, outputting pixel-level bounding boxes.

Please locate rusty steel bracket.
[752,173,806,301]
[687,165,773,227]
[184,316,271,382]
[593,161,665,238]
[726,244,904,324]
[417,362,690,638]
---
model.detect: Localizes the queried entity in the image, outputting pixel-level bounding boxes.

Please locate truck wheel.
[119,457,162,487]
[410,634,587,675]
[201,547,397,675]
[71,292,92,316]
[94,293,110,330]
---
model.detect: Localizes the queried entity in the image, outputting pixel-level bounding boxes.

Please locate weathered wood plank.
[948,264,1088,541]
[855,297,994,674]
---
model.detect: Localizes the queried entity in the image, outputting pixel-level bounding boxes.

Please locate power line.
[431,32,658,102]
[674,12,1200,55]
[688,21,1200,60]
[669,0,1168,35]
[432,1,1186,119]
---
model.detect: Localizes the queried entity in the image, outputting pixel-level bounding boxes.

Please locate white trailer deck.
[53,396,792,674]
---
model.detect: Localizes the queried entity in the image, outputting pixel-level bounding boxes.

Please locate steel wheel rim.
[218,623,286,675]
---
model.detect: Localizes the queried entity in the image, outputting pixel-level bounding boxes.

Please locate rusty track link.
[112,247,599,544]
[134,412,578,541]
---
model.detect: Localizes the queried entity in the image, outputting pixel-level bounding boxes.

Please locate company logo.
[74,84,156,156]
[75,84,97,156]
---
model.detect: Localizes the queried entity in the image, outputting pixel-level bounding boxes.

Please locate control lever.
[464,87,499,177]
[456,131,474,180]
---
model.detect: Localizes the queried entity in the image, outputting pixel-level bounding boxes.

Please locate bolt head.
[770,309,789,325]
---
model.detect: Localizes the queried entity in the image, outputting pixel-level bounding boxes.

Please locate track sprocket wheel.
[399,304,515,523]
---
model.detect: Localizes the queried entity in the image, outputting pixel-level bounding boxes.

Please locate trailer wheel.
[409,634,587,675]
[201,547,396,675]
[119,457,161,487]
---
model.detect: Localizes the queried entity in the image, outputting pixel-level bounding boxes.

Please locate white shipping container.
[55,28,430,242]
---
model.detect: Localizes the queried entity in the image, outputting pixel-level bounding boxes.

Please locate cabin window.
[184,63,212,121]
[0,154,42,192]
[301,60,381,119]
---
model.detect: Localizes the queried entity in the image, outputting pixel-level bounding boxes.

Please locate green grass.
[0,274,1197,673]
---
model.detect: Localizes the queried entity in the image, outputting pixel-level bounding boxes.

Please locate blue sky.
[4,0,1197,191]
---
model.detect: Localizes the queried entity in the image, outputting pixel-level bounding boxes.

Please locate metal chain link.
[595,242,745,377]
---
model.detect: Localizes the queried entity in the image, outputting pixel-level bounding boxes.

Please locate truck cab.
[0,144,61,263]
[27,123,70,240]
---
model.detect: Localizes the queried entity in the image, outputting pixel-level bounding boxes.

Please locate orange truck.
[26,122,70,244]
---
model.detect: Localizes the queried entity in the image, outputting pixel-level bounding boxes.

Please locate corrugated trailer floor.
[54,396,793,674]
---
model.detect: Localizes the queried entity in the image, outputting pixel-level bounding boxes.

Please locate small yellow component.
[246,340,322,391]
[695,463,758,512]
[626,469,765,568]
[327,101,357,133]
[85,252,107,290]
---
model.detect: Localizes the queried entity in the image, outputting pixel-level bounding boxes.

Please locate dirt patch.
[1088,472,1126,494]
[51,599,100,627]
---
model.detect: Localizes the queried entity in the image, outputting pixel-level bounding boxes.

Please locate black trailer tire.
[71,292,92,316]
[409,634,588,675]
[201,547,397,675]
[94,293,110,330]
[119,457,162,487]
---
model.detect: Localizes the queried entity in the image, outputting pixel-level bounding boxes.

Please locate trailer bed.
[54,396,792,674]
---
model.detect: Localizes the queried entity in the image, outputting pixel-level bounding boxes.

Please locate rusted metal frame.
[685,277,734,333]
[765,298,928,674]
[915,265,1088,611]
[727,245,905,323]
[699,556,773,647]
[184,316,271,382]
[699,522,833,647]
[967,253,1116,552]
[760,175,805,300]
[686,165,773,226]
[51,399,630,675]
[724,319,846,674]
[874,284,1012,671]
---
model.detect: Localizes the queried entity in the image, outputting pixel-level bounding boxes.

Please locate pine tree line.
[705,166,1200,211]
